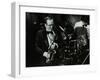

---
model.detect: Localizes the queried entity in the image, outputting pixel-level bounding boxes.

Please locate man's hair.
[44,15,54,24]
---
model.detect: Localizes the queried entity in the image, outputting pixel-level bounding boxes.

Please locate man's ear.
[45,24,46,27]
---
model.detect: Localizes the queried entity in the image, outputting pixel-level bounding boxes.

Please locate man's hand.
[51,43,58,50]
[43,52,50,58]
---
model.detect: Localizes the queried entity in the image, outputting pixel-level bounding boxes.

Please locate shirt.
[47,31,55,48]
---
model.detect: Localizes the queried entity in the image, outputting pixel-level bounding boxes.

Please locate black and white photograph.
[26,12,90,67]
[11,2,97,78]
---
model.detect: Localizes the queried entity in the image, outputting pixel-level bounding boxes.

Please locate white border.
[11,2,97,78]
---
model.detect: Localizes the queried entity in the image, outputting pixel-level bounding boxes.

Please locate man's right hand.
[43,52,50,58]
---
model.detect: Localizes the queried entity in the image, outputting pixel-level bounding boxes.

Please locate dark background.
[26,12,89,67]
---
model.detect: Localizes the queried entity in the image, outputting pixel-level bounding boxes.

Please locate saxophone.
[46,42,58,64]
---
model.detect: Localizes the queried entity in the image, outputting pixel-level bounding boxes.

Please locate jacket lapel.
[43,30,49,49]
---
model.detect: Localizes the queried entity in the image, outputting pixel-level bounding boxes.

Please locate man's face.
[45,19,54,31]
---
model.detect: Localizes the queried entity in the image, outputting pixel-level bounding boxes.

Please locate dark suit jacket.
[35,28,62,64]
